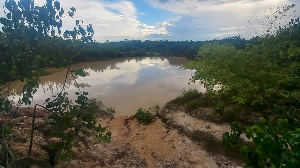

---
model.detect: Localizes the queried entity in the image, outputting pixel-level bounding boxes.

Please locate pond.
[8,57,205,116]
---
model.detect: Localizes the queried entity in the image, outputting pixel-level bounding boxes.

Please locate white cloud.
[147,0,290,16]
[53,0,142,41]
[146,0,300,40]
[56,0,182,41]
[157,16,181,27]
[0,1,5,18]
[1,0,175,41]
[1,0,299,41]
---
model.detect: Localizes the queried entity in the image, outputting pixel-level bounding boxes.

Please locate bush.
[185,100,202,111]
[222,122,244,147]
[168,89,202,105]
[133,108,154,125]
[46,92,111,161]
[223,119,300,168]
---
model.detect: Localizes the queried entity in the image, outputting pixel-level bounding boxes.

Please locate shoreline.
[0,106,244,167]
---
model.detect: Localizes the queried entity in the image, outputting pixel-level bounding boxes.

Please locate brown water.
[8,57,205,116]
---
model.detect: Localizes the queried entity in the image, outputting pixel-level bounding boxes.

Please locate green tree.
[0,0,110,167]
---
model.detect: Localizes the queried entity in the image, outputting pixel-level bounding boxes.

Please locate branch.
[62,62,71,91]
[70,71,81,90]
[1,123,15,162]
[0,82,12,97]
[2,136,15,161]
[27,104,48,158]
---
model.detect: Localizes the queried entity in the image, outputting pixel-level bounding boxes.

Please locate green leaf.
[4,99,12,112]
[281,152,288,160]
[3,124,12,136]
[74,68,86,77]
[45,98,51,102]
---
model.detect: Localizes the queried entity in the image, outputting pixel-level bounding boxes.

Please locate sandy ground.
[0,107,244,168]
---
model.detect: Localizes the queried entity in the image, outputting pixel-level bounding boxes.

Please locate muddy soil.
[0,107,244,168]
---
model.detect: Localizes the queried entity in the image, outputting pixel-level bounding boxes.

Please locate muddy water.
[8,57,205,116]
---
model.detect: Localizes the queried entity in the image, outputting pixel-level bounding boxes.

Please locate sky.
[1,0,300,42]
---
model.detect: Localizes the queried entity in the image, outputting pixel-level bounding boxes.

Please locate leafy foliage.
[0,0,111,166]
[222,122,244,147]
[190,5,300,167]
[169,89,202,105]
[133,108,154,125]
[64,19,94,42]
[242,119,300,168]
[190,25,300,112]
[0,0,95,112]
[223,118,300,168]
[46,91,111,161]
[2,124,12,138]
[74,68,87,77]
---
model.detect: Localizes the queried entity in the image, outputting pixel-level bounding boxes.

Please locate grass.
[167,89,219,111]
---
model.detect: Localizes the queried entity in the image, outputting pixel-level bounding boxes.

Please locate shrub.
[222,122,244,147]
[186,100,202,111]
[169,89,202,105]
[243,119,300,168]
[133,108,154,125]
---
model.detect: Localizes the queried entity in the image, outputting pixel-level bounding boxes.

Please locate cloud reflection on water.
[8,57,205,116]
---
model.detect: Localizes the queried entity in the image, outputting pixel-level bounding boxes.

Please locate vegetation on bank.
[133,108,155,125]
[187,5,300,167]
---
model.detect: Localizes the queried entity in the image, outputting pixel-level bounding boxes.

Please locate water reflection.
[8,57,205,116]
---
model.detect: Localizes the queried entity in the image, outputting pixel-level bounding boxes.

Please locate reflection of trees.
[166,57,190,67]
[4,72,91,98]
[3,57,190,102]
[2,59,121,98]
[84,57,135,72]
[41,81,63,96]
[1,81,26,98]
[76,83,91,88]
[70,57,184,73]
[108,64,120,70]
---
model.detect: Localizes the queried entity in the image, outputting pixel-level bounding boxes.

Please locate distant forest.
[68,36,248,62]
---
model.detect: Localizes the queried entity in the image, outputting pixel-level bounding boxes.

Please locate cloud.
[159,0,170,3]
[156,17,181,27]
[1,0,299,41]
[1,0,175,42]
[147,0,290,15]
[54,0,144,41]
[103,1,137,18]
[0,1,5,18]
[146,0,300,39]
[49,0,185,41]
